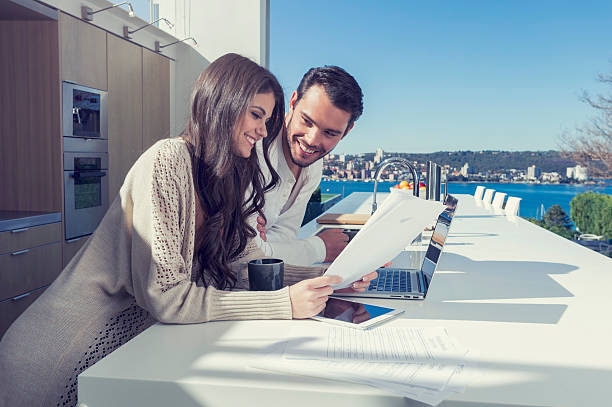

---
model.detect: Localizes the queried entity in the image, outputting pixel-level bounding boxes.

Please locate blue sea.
[319,180,612,220]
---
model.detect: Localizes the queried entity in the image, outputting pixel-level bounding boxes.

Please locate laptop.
[335,195,457,300]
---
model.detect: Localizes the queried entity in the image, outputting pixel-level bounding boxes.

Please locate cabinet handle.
[11,292,31,301]
[10,227,29,233]
[10,249,30,256]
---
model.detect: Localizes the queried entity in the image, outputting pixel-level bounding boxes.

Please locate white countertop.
[79,193,612,407]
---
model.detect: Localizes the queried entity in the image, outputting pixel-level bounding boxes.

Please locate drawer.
[63,235,89,268]
[0,287,45,340]
[0,242,62,301]
[0,222,62,255]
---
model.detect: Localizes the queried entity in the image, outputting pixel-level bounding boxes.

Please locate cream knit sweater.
[0,138,324,407]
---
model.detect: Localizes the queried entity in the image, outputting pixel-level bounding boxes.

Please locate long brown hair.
[184,53,283,289]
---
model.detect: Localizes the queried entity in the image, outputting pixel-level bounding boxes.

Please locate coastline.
[321,177,606,186]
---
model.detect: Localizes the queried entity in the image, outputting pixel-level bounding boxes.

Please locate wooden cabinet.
[0,20,61,212]
[59,12,107,90]
[107,34,143,200]
[0,287,45,340]
[0,222,62,338]
[142,48,171,151]
[0,242,62,301]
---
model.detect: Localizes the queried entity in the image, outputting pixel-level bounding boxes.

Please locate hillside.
[378,150,575,174]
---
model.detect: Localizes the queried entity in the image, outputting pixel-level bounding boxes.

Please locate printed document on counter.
[283,326,467,363]
[250,325,474,406]
[323,190,445,289]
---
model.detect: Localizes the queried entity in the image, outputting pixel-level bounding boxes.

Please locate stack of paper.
[324,189,445,289]
[250,326,473,406]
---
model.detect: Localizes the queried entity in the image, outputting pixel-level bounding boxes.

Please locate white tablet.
[311,297,403,330]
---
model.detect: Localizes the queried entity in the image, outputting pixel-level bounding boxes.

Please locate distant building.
[567,165,588,181]
[527,165,541,180]
[339,154,346,162]
[541,172,561,182]
[374,147,384,164]
[460,163,470,178]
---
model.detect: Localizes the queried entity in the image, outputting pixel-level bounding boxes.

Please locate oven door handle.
[70,170,107,179]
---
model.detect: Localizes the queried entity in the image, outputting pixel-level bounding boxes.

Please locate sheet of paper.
[283,326,467,364]
[250,338,469,406]
[323,190,445,289]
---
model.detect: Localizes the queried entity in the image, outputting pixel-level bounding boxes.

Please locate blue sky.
[270,0,612,154]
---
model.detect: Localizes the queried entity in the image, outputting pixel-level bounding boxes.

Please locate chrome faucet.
[372,157,419,214]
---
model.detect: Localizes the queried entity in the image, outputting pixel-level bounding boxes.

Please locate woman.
[0,53,373,407]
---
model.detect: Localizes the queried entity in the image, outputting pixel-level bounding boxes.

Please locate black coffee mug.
[248,258,284,291]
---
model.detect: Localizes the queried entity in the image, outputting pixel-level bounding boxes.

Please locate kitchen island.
[78,193,612,406]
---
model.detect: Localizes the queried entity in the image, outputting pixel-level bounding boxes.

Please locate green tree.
[525,205,575,239]
[570,192,612,237]
[543,205,573,229]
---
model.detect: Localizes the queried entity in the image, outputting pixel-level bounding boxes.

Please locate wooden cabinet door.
[107,34,143,200]
[59,12,107,90]
[0,21,61,212]
[142,49,171,151]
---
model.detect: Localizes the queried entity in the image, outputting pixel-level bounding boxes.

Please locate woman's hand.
[289,275,342,319]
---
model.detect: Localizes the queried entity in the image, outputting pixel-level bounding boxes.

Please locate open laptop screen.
[422,210,453,289]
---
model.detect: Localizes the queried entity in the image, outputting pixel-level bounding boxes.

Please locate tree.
[570,192,612,237]
[561,71,612,178]
[543,204,573,230]
[525,205,575,239]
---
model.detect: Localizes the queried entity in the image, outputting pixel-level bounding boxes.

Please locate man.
[253,66,363,266]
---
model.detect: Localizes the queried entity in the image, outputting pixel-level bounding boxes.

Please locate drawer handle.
[11,292,31,301]
[10,227,30,233]
[10,249,30,256]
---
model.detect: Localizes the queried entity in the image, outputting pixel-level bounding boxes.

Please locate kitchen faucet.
[372,157,419,214]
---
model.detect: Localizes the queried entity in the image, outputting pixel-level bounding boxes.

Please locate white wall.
[155,0,269,67]
[155,0,270,135]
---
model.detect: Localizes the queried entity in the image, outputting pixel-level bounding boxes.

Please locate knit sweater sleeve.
[128,140,292,323]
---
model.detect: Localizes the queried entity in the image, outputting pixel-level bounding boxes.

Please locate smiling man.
[254,66,363,266]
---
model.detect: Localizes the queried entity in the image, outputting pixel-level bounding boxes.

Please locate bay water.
[320,180,612,220]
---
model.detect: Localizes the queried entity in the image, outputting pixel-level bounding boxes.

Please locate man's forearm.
[258,235,326,266]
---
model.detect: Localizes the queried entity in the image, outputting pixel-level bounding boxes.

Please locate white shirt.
[252,134,326,266]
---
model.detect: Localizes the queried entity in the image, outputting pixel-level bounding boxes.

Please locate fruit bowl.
[390,181,427,192]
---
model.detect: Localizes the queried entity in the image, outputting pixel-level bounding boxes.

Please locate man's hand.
[317,228,349,263]
[256,215,267,241]
[335,270,378,293]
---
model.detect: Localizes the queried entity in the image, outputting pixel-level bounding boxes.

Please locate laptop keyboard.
[368,269,411,292]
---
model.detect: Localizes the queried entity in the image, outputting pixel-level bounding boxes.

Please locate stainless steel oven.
[62,82,108,139]
[62,81,109,240]
[63,138,109,240]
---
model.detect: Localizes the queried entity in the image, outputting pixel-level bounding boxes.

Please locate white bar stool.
[492,192,507,209]
[505,196,522,216]
[482,188,496,204]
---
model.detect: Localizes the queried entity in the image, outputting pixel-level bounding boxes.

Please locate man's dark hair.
[295,66,363,132]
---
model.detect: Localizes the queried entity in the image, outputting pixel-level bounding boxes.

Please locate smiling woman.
[232,91,276,158]
[0,53,373,407]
